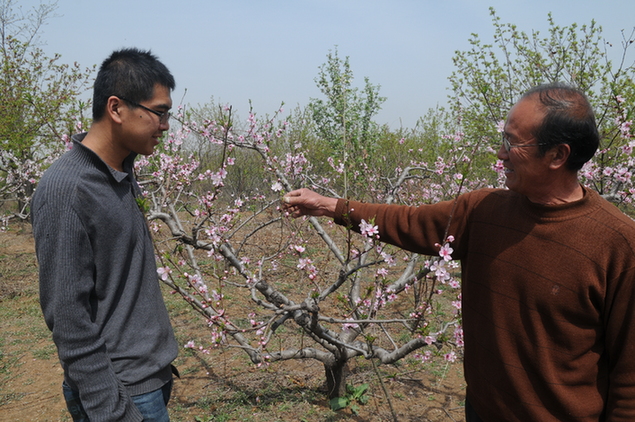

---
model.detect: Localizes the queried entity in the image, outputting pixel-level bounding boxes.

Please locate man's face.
[119,83,172,156]
[497,96,554,202]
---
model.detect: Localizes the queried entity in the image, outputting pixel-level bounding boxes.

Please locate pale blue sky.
[18,0,635,128]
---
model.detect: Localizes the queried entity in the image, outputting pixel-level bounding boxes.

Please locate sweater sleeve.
[33,193,143,422]
[333,194,475,259]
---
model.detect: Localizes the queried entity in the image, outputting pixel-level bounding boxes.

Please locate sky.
[14,0,635,129]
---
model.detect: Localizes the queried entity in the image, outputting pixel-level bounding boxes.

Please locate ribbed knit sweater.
[334,187,635,421]
[32,134,178,422]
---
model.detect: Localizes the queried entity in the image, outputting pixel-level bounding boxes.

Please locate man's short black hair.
[92,48,175,121]
[523,83,599,171]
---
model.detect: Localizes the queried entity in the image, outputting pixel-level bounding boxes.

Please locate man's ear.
[106,96,124,124]
[548,143,571,170]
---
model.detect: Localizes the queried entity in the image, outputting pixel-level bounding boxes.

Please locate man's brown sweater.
[334,187,635,421]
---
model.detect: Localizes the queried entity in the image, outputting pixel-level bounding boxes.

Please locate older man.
[283,83,635,421]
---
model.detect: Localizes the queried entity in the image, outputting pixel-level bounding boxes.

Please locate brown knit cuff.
[334,198,352,228]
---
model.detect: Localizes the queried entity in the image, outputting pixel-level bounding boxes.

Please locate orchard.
[1,2,634,418]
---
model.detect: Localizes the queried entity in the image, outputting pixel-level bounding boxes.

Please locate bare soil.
[0,226,466,422]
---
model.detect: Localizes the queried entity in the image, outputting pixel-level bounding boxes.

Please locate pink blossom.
[439,243,453,261]
[444,351,457,362]
[376,268,389,278]
[496,120,505,133]
[415,350,433,363]
[271,181,283,192]
[430,260,451,283]
[297,257,311,270]
[157,267,171,281]
[359,219,379,238]
[211,290,223,302]
[343,319,359,331]
[454,326,464,347]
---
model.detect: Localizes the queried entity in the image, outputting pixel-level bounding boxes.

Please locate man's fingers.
[283,191,302,204]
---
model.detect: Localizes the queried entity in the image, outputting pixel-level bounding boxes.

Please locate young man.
[32,48,179,422]
[283,84,635,421]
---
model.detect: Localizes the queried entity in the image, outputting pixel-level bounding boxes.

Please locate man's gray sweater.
[32,134,178,422]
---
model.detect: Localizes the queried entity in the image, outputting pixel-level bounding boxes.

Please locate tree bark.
[324,359,349,399]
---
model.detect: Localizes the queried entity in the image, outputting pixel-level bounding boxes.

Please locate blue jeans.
[62,380,172,421]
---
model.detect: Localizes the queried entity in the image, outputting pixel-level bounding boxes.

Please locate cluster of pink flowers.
[359,219,379,238]
[297,257,318,280]
[281,152,310,176]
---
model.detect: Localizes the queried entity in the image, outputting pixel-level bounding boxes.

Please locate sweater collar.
[520,186,602,221]
[71,133,137,183]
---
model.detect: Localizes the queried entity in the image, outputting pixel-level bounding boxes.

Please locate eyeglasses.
[115,96,171,125]
[501,133,546,152]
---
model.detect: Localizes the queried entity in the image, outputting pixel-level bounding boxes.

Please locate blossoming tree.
[137,104,469,401]
[0,0,93,227]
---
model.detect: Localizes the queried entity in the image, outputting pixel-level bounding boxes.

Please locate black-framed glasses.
[501,133,546,152]
[115,96,171,125]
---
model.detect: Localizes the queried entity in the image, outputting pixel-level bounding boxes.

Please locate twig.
[370,356,399,422]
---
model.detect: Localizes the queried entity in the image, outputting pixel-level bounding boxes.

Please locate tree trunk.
[324,359,349,399]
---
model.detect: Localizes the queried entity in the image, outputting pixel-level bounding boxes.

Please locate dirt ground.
[0,226,467,422]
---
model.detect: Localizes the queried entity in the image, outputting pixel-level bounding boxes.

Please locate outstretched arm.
[283,188,339,218]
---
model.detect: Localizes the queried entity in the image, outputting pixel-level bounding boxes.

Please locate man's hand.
[282,188,338,218]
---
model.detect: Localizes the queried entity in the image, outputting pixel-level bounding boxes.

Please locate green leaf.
[329,396,349,411]
[352,383,369,399]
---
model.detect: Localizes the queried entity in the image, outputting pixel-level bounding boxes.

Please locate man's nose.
[497,143,508,161]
